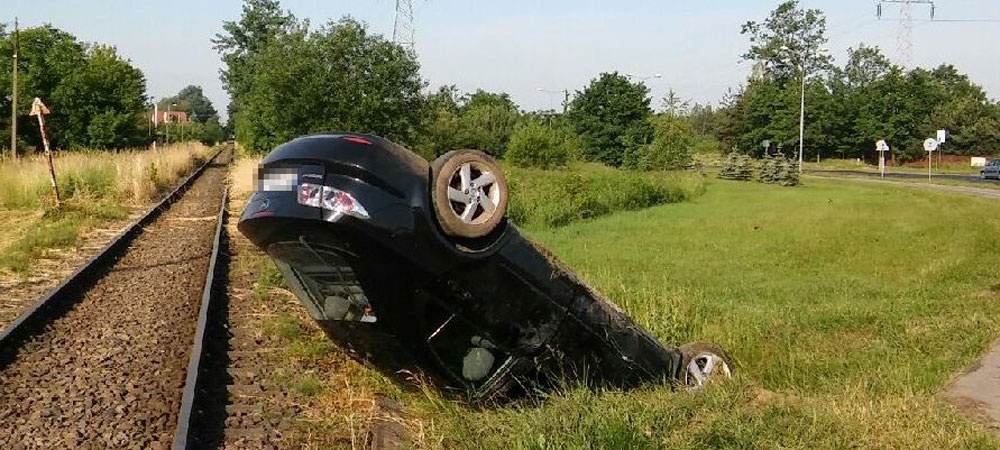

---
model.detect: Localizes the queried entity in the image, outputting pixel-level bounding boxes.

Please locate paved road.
[807,168,1000,186]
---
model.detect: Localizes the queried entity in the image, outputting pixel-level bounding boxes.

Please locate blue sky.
[4,0,999,119]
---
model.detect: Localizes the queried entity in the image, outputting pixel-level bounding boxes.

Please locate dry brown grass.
[0,142,215,273]
[0,142,211,210]
[229,156,261,203]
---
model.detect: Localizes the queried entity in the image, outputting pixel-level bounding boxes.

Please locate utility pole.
[10,17,19,159]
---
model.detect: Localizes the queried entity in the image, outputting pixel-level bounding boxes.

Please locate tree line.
[217,0,697,170]
[710,1,1000,162]
[0,24,224,152]
[220,0,999,168]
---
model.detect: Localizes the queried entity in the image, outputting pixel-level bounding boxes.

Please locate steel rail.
[172,187,228,450]
[0,148,225,364]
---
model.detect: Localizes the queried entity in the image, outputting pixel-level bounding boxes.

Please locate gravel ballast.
[0,157,228,449]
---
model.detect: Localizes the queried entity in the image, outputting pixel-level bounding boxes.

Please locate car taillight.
[297,182,369,221]
[298,182,322,207]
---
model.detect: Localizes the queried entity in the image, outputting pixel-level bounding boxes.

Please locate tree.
[505,118,569,169]
[456,90,520,157]
[624,113,696,170]
[213,0,295,119]
[741,0,832,82]
[226,17,425,152]
[159,85,218,123]
[842,44,891,89]
[660,89,690,116]
[414,85,462,159]
[922,66,1000,155]
[567,72,652,167]
[51,45,147,148]
[0,27,149,150]
[0,25,87,149]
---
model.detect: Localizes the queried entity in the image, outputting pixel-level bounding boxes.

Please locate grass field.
[807,158,983,175]
[403,177,1000,449]
[0,143,212,273]
[229,159,1000,448]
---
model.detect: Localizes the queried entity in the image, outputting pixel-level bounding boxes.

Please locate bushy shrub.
[719,152,799,186]
[505,163,705,228]
[506,120,571,169]
[718,152,755,180]
[624,114,695,171]
[756,153,800,186]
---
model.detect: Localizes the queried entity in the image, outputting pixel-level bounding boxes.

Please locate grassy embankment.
[0,143,211,273]
[410,177,1000,449]
[232,155,1000,448]
[225,157,707,446]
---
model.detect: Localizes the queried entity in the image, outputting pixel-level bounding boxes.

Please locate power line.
[921,18,1000,22]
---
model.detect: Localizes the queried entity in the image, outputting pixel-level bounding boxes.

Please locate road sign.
[29,98,61,209]
[875,140,890,178]
[937,129,948,144]
[29,97,50,117]
[924,138,939,152]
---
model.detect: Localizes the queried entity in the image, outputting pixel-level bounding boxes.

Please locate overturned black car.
[237,132,732,400]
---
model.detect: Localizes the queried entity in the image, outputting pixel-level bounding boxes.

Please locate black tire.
[431,150,508,239]
[679,341,733,388]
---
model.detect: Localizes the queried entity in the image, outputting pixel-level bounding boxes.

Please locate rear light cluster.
[298,182,370,221]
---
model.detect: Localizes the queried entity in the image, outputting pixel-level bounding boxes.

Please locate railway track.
[0,148,237,448]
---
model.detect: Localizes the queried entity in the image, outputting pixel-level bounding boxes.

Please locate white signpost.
[924,138,939,180]
[936,129,948,167]
[875,139,890,178]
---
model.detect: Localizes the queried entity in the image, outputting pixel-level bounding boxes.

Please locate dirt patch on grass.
[944,339,1000,436]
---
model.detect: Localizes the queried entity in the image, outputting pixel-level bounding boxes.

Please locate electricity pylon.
[878,0,935,69]
[393,0,415,53]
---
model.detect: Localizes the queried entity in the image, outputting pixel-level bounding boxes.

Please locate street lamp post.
[626,73,663,82]
[536,88,570,114]
[781,46,828,172]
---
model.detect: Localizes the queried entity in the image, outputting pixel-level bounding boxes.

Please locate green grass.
[807,158,982,175]
[408,177,1000,449]
[505,163,707,228]
[295,374,324,397]
[808,172,1000,194]
[0,203,129,272]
